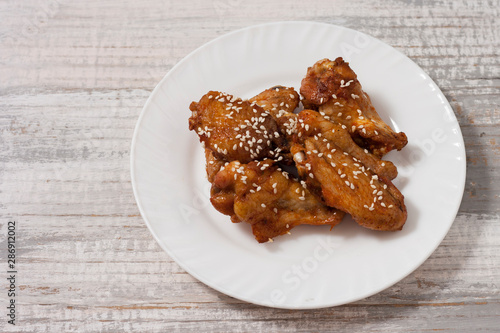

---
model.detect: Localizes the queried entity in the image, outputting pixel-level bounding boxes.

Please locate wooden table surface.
[1,0,499,331]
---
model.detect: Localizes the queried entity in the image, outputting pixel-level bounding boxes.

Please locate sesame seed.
[268,238,273,243]
[338,112,342,117]
[274,208,278,213]
[345,180,350,186]
[309,173,314,178]
[346,116,351,120]
[340,174,346,178]
[286,224,289,228]
[299,196,305,201]
[350,183,355,190]
[381,162,385,166]
[381,203,386,207]
[368,207,375,211]
[388,205,393,208]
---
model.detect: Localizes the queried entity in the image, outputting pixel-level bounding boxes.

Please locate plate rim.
[130,21,467,309]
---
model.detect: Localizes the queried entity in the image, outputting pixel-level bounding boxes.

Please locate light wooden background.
[1,0,499,332]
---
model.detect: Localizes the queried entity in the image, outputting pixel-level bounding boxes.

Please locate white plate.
[130,22,466,309]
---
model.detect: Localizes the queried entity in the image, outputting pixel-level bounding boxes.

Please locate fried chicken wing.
[291,110,407,231]
[249,86,301,162]
[250,85,299,113]
[210,159,344,242]
[189,91,287,163]
[300,58,408,157]
[295,110,398,181]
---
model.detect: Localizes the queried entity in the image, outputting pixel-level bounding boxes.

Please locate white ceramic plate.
[130,22,466,309]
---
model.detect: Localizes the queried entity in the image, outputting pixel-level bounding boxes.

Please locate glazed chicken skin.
[189,91,288,164]
[291,110,407,231]
[205,149,225,183]
[249,85,300,117]
[249,86,301,162]
[294,111,399,181]
[210,159,344,243]
[300,57,408,157]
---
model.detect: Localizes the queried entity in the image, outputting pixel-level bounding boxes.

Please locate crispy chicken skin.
[291,110,407,231]
[300,58,408,157]
[210,159,344,243]
[189,91,288,164]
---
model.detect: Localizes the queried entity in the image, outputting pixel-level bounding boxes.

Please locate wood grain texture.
[1,0,499,331]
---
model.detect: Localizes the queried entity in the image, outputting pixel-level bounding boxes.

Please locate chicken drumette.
[210,158,344,243]
[300,57,408,157]
[291,110,407,231]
